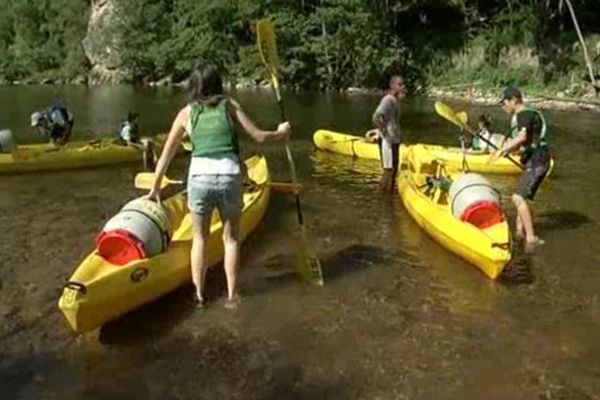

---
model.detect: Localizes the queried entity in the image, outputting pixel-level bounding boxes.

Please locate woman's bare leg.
[190,213,211,304]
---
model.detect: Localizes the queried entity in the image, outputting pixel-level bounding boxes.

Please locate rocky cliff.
[82,0,128,84]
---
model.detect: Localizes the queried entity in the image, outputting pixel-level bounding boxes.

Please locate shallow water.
[0,86,599,399]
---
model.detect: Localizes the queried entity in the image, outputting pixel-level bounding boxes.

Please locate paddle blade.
[293,228,324,286]
[434,101,465,129]
[134,173,181,190]
[269,182,303,195]
[456,111,468,125]
[256,18,280,89]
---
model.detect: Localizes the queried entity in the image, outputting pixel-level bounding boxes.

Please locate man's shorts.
[378,138,400,171]
[187,174,243,220]
[516,149,551,200]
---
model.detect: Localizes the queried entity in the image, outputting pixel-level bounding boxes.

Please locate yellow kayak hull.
[313,129,382,160]
[421,144,555,175]
[58,155,270,333]
[0,136,171,174]
[398,145,511,279]
[314,130,554,176]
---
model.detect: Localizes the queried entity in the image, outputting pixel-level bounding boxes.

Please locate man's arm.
[490,114,530,161]
[372,97,391,137]
[500,127,527,156]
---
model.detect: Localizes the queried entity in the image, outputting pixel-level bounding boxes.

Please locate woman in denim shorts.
[146,61,290,308]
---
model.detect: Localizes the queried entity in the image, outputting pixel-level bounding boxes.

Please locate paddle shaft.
[466,127,524,170]
[434,101,523,170]
[273,86,305,225]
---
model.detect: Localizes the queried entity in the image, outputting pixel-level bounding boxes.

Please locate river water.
[0,86,599,399]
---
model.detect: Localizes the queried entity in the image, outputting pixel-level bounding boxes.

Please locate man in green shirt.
[490,86,551,250]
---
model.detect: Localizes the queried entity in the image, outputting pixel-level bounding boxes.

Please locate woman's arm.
[147,106,189,198]
[228,99,289,143]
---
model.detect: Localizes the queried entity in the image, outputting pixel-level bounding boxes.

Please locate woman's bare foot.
[224,296,241,310]
[525,236,545,252]
[195,294,206,309]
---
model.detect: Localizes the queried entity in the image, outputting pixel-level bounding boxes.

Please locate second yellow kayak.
[313,129,553,175]
[421,144,554,175]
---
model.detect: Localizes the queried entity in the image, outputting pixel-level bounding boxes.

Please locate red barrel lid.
[95,230,146,266]
[460,201,504,229]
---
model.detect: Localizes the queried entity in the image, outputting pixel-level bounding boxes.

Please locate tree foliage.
[0,0,88,82]
[0,0,598,90]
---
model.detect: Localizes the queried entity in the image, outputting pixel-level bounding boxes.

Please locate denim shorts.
[187,174,243,220]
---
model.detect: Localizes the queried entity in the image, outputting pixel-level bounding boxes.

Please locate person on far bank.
[118,112,156,170]
[489,86,551,250]
[372,75,407,192]
[118,112,140,145]
[145,61,290,309]
[30,103,74,146]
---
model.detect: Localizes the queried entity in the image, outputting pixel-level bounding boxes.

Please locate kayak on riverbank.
[0,135,181,174]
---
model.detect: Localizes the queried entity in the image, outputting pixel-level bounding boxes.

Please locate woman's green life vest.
[509,107,549,154]
[189,99,239,157]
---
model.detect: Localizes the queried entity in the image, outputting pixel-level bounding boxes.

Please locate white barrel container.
[101,197,171,257]
[449,173,500,220]
[0,129,15,153]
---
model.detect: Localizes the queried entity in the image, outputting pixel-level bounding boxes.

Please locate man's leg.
[379,138,394,192]
[512,194,537,243]
[391,142,400,190]
[515,212,524,239]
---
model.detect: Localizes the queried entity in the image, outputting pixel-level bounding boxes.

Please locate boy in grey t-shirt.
[372,75,406,192]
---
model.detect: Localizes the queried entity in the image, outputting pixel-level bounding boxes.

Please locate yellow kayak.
[58,155,270,333]
[421,144,555,175]
[313,129,382,160]
[397,145,511,279]
[314,130,553,176]
[0,136,172,174]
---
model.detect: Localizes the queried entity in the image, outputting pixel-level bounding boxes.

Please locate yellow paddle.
[134,172,303,194]
[434,101,524,170]
[257,18,324,286]
[134,172,182,189]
